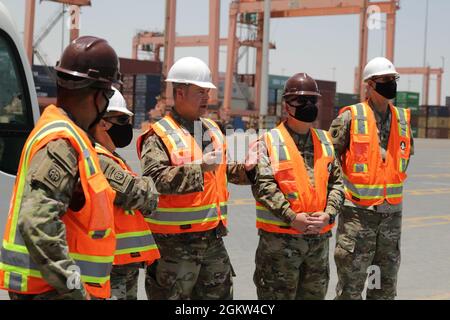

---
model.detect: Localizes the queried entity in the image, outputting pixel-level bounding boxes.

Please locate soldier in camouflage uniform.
[89,87,159,300]
[138,57,255,300]
[2,36,122,300]
[251,73,344,300]
[329,57,414,300]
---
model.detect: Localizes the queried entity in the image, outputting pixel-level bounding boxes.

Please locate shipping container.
[32,65,57,98]
[427,128,448,139]
[426,106,447,117]
[410,114,419,128]
[316,80,337,130]
[335,93,360,108]
[437,117,449,129]
[395,91,420,106]
[427,117,439,128]
[418,116,427,128]
[418,128,426,138]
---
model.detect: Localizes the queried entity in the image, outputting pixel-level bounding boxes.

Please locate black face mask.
[89,91,109,129]
[375,80,397,100]
[287,101,319,123]
[107,123,133,148]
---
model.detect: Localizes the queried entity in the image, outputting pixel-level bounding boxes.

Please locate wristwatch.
[328,213,336,225]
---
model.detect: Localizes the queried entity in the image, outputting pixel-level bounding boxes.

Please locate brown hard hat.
[55,36,121,90]
[283,73,321,98]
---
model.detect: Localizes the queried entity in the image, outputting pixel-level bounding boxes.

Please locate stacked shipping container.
[418,106,450,139]
[395,91,420,138]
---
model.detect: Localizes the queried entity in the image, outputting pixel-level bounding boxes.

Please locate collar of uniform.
[284,123,313,149]
[367,100,392,127]
[170,108,204,136]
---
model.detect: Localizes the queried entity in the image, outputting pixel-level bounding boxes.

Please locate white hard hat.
[363,57,399,82]
[107,87,134,116]
[166,56,216,89]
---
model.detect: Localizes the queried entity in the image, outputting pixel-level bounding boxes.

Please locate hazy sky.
[1,0,449,103]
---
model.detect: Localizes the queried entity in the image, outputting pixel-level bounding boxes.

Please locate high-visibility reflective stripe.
[354,163,368,173]
[0,262,41,278]
[268,129,289,162]
[1,247,39,270]
[72,259,112,281]
[343,176,384,199]
[6,272,26,292]
[219,205,228,215]
[115,233,156,251]
[395,107,409,138]
[8,121,97,244]
[156,118,186,149]
[202,118,225,145]
[344,177,404,199]
[400,158,408,173]
[386,184,403,198]
[150,206,219,223]
[1,246,112,282]
[256,207,290,227]
[313,129,334,157]
[354,104,368,135]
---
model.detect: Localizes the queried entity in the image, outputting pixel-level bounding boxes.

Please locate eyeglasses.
[372,75,399,83]
[285,95,318,107]
[104,115,131,125]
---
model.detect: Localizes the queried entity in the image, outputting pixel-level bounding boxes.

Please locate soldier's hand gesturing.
[201,150,222,172]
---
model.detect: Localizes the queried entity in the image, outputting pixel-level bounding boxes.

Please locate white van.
[0,3,39,237]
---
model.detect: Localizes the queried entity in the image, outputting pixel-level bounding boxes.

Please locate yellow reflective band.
[69,253,114,264]
[156,203,218,213]
[3,241,28,254]
[267,130,290,162]
[353,104,368,135]
[115,244,158,256]
[0,263,42,278]
[145,216,220,226]
[115,230,153,239]
[80,275,109,284]
[313,129,334,157]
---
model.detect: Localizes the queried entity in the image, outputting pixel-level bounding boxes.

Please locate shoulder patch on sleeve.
[46,139,78,177]
[103,160,134,194]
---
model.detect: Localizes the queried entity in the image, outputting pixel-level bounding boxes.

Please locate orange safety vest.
[94,143,160,266]
[339,102,411,207]
[0,105,116,299]
[256,122,336,235]
[137,114,229,234]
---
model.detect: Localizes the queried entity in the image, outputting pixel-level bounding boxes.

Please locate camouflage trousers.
[145,230,234,300]
[110,263,143,300]
[334,205,402,300]
[253,230,331,300]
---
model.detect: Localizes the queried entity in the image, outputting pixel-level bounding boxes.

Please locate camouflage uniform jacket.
[139,110,254,238]
[251,124,345,227]
[16,110,158,299]
[329,102,414,213]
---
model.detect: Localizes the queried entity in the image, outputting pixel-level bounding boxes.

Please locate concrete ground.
[2,133,450,300]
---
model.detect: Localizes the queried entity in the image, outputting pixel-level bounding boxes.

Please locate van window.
[0,31,34,175]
